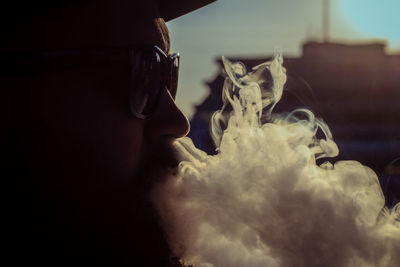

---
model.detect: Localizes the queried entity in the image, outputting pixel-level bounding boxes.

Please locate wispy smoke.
[152,54,400,267]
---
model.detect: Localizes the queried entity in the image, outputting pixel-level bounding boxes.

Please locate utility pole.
[323,0,330,42]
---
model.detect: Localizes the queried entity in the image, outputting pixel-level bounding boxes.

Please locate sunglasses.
[128,45,180,119]
[1,45,180,119]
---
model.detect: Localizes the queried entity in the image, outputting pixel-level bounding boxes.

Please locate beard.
[122,137,183,266]
[134,137,181,192]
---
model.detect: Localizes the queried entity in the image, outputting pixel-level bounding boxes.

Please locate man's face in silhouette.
[16,3,189,264]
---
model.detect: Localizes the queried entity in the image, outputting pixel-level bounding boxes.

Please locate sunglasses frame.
[1,45,180,120]
[128,45,180,119]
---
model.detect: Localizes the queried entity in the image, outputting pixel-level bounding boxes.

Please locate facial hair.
[127,136,183,266]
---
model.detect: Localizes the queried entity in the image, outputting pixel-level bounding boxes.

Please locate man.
[2,0,215,265]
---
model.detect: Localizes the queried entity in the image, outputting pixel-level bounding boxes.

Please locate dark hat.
[1,0,216,52]
[155,0,216,22]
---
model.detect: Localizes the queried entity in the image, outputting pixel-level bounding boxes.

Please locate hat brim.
[155,0,216,22]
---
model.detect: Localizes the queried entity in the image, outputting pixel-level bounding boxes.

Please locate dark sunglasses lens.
[168,56,179,99]
[129,48,180,119]
[129,51,161,118]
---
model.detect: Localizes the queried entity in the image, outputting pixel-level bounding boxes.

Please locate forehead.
[1,0,169,53]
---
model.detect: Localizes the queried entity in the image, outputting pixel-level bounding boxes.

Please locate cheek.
[93,116,144,178]
[27,66,144,180]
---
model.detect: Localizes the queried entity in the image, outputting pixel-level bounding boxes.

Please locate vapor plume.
[152,53,400,267]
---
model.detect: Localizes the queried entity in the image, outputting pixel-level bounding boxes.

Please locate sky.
[166,0,400,118]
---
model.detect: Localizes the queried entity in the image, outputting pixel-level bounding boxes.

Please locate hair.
[155,17,171,54]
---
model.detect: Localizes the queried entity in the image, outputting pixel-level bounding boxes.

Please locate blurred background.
[167,0,400,207]
[168,0,399,117]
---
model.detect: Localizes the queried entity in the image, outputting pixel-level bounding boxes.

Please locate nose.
[144,87,190,139]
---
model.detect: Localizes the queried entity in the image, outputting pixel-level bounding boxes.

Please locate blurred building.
[189,41,400,206]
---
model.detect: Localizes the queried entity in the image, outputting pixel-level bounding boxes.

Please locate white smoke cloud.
[152,53,400,267]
